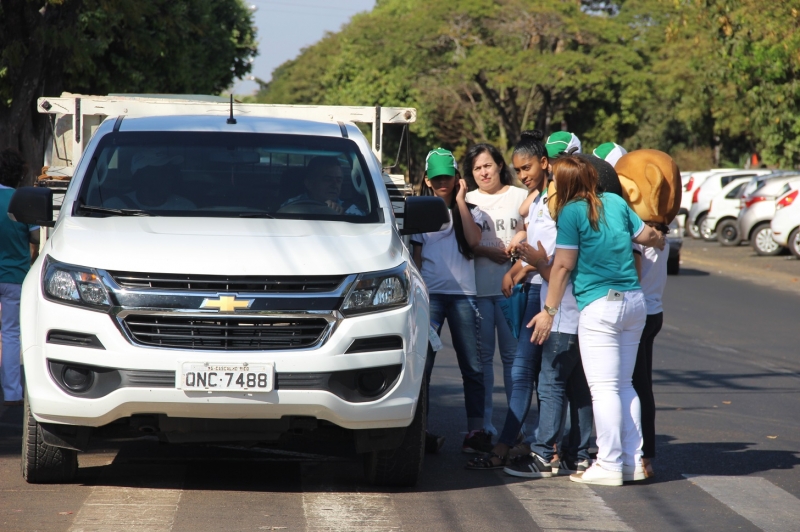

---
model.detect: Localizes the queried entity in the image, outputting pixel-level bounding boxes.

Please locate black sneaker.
[562,457,592,473]
[503,452,553,478]
[425,432,445,454]
[462,429,493,454]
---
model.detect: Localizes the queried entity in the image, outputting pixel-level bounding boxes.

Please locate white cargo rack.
[36,93,414,224]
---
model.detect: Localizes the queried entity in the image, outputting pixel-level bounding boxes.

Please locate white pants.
[578,290,646,472]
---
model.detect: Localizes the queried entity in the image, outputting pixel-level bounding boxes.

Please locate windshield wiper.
[76,204,151,217]
[238,212,275,219]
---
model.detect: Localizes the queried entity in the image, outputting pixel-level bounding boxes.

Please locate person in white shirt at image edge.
[410,148,490,455]
[463,143,528,439]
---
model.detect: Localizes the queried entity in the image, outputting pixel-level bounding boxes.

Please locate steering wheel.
[277,198,338,215]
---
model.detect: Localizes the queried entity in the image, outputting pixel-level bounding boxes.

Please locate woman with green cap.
[411,148,493,455]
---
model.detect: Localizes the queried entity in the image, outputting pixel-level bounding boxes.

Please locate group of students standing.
[410,131,668,487]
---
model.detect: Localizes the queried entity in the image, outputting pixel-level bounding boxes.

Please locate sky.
[232,0,376,95]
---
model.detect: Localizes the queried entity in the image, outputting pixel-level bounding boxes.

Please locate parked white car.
[687,169,769,239]
[679,169,730,225]
[770,187,800,258]
[700,177,754,245]
[739,174,800,255]
[10,97,449,487]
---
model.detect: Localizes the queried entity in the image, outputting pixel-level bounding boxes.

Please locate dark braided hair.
[513,130,547,160]
[0,148,27,189]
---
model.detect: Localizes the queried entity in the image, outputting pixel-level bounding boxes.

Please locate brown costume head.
[614,149,682,225]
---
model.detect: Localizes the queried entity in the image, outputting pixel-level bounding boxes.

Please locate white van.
[9,97,448,487]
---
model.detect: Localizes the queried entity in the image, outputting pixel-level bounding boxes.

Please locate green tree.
[0,0,257,180]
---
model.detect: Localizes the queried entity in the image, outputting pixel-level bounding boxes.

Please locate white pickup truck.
[9,94,447,487]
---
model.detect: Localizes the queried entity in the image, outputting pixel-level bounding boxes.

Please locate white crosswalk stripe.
[684,475,800,532]
[505,477,633,531]
[68,486,182,532]
[302,491,403,532]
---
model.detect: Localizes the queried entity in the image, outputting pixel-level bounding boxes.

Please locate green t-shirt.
[555,193,644,310]
[0,187,36,284]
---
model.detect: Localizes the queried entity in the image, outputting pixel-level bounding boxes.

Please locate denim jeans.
[563,356,594,462]
[425,293,484,431]
[498,283,543,446]
[579,290,646,472]
[0,283,23,402]
[632,312,663,459]
[476,295,517,436]
[530,332,582,461]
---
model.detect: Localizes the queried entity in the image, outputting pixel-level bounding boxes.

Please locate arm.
[455,178,482,248]
[527,248,578,345]
[411,243,422,270]
[473,245,509,264]
[519,190,539,218]
[29,229,40,263]
[502,260,524,297]
[632,224,666,250]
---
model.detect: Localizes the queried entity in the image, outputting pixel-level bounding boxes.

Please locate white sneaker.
[622,461,646,482]
[570,463,623,486]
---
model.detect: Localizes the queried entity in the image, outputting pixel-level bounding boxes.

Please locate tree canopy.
[0,0,257,181]
[255,0,800,172]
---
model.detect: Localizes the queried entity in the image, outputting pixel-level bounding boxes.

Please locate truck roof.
[117,114,347,137]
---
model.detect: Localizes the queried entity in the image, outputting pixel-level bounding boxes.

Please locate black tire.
[717,218,742,247]
[699,214,717,241]
[789,228,800,259]
[667,254,680,275]
[21,395,78,483]
[750,223,783,256]
[363,382,426,487]
[688,214,704,239]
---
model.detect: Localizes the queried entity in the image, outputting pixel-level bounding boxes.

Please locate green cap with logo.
[593,142,628,167]
[545,131,582,158]
[425,147,458,179]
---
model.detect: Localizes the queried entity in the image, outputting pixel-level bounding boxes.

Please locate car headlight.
[42,256,111,311]
[341,263,409,316]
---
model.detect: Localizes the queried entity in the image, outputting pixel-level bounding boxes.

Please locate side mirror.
[400,196,449,235]
[8,187,54,227]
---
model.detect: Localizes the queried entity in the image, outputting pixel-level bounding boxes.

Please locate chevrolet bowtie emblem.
[200,295,254,312]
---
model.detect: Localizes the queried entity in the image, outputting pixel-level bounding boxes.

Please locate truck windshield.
[76,131,380,222]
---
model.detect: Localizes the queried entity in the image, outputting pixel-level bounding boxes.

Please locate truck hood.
[48,217,404,276]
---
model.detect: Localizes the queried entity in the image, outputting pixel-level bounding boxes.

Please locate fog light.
[357,371,386,396]
[62,366,94,392]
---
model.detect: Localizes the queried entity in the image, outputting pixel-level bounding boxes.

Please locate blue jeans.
[530,332,583,461]
[0,283,23,402]
[425,293,484,431]
[476,295,517,436]
[498,283,543,446]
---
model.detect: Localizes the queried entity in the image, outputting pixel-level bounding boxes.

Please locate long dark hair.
[513,130,547,161]
[462,143,513,191]
[552,156,604,231]
[420,172,475,260]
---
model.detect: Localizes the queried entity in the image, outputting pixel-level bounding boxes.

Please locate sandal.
[465,452,507,470]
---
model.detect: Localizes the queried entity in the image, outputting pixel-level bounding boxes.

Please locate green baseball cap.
[425,148,458,179]
[545,131,582,158]
[593,142,628,167]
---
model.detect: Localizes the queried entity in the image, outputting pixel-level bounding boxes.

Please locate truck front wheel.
[21,394,78,484]
[363,382,426,487]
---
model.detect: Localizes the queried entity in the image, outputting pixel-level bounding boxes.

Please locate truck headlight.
[42,256,111,311]
[341,263,409,316]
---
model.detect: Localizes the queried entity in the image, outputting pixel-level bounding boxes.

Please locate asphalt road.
[1,262,799,532]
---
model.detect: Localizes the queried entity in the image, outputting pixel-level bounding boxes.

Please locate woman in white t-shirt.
[464,143,528,437]
[632,228,670,478]
[411,148,493,455]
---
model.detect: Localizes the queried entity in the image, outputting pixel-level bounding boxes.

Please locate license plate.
[178,363,274,392]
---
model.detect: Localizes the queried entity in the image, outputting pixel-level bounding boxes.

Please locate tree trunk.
[0,0,81,184]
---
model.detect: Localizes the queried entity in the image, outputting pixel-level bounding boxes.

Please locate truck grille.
[107,271,345,293]
[122,315,329,350]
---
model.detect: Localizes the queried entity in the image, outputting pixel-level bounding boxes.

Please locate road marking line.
[505,477,633,531]
[302,491,403,531]
[684,475,800,532]
[68,486,182,532]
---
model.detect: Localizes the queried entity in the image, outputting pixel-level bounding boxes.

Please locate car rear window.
[76,131,381,222]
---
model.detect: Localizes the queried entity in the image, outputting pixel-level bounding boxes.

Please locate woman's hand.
[527,310,553,345]
[455,178,469,204]
[483,246,510,264]
[517,241,548,269]
[501,271,515,298]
